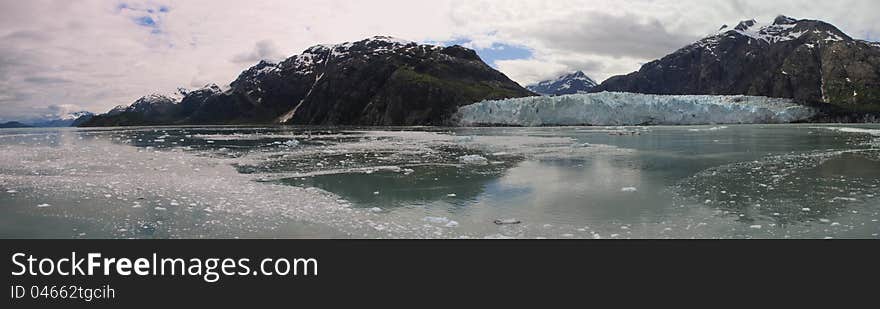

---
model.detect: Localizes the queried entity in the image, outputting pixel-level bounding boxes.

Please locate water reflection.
[1,124,879,238]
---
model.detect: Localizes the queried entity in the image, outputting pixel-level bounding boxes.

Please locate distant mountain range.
[592,15,880,112]
[34,111,95,127]
[0,111,94,128]
[527,71,598,96]
[0,121,32,128]
[81,36,533,127]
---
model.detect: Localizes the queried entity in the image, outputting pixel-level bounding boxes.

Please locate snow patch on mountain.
[58,111,94,121]
[698,15,849,51]
[456,92,816,126]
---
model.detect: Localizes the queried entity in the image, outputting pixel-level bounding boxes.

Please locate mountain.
[81,36,533,127]
[0,121,32,128]
[527,71,598,96]
[29,111,95,127]
[592,15,880,111]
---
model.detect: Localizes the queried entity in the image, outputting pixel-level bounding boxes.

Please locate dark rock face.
[81,36,533,127]
[592,16,880,112]
[526,71,598,96]
[84,94,184,126]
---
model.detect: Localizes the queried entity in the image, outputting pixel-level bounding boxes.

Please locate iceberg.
[456,92,816,126]
[458,154,489,165]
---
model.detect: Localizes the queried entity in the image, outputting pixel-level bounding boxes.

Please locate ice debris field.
[0,124,878,239]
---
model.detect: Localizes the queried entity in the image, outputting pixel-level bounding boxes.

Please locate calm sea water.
[1,124,878,238]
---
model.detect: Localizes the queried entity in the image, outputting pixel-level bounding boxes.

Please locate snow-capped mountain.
[26,111,95,127]
[527,71,598,96]
[82,36,532,126]
[593,15,880,111]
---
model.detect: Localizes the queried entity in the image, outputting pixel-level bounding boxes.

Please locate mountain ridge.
[591,15,880,111]
[81,36,534,127]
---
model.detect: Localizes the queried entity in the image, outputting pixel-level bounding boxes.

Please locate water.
[1,124,878,239]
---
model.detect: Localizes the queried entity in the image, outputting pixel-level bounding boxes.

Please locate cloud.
[445,0,880,83]
[1,0,879,121]
[522,12,700,59]
[232,40,285,64]
[46,103,83,117]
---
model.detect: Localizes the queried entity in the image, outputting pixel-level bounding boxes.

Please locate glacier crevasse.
[455,92,816,126]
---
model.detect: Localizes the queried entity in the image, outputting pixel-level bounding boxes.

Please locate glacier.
[455,92,817,126]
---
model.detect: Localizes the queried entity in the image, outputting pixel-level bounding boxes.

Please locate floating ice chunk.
[830,222,841,227]
[154,207,167,211]
[749,225,762,229]
[802,208,811,211]
[688,126,729,132]
[369,207,382,212]
[819,219,831,223]
[372,191,380,195]
[283,139,299,147]
[36,203,51,208]
[620,187,638,192]
[6,189,17,193]
[458,154,488,165]
[561,233,574,238]
[830,197,858,202]
[483,234,514,239]
[423,216,450,224]
[445,221,459,228]
[446,193,457,197]
[493,218,521,225]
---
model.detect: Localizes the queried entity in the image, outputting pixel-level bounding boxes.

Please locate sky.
[1,0,879,122]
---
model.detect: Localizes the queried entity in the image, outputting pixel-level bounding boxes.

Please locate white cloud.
[231,40,285,64]
[1,0,878,121]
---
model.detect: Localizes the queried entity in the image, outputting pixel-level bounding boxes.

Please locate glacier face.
[456,92,817,126]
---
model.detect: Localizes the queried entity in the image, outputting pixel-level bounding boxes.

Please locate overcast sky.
[1,0,879,121]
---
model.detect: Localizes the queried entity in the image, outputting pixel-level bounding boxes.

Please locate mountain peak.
[82,35,531,127]
[593,16,880,110]
[706,15,851,45]
[734,19,757,31]
[527,70,598,96]
[773,15,798,25]
[364,35,414,45]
